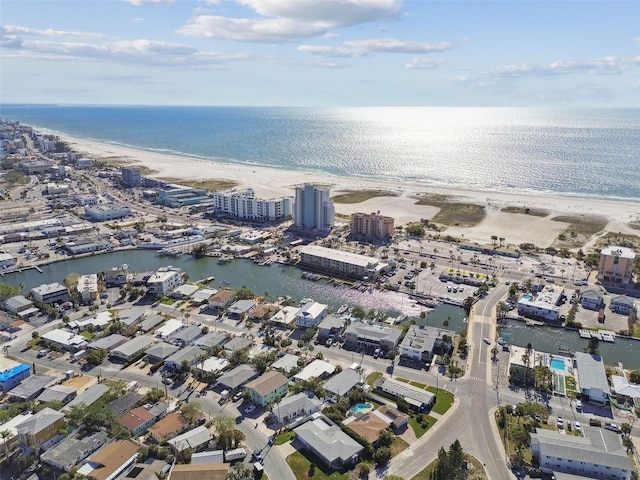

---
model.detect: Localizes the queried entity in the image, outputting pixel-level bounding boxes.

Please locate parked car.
[245,404,256,414]
[575,399,582,411]
[232,391,244,402]
[556,417,564,429]
[574,421,582,433]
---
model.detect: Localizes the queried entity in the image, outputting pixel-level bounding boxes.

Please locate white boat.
[578,329,592,339]
[600,333,615,343]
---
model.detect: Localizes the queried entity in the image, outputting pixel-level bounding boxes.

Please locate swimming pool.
[522,294,533,301]
[551,358,565,371]
[352,403,373,414]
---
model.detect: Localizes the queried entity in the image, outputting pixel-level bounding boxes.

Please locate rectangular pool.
[551,358,565,371]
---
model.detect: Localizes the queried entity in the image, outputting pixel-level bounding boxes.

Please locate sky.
[1,0,639,107]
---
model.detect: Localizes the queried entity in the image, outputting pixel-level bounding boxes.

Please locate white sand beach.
[65,134,640,248]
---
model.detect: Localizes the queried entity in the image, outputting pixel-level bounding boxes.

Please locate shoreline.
[45,130,640,247]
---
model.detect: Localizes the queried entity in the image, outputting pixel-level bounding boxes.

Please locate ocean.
[1,105,639,201]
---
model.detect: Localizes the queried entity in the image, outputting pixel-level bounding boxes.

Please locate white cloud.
[126,0,175,6]
[178,0,402,42]
[344,38,453,54]
[177,16,328,42]
[133,18,145,23]
[1,25,105,39]
[405,57,446,69]
[298,38,454,58]
[491,55,639,77]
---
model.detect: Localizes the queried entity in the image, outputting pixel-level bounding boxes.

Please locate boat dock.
[578,329,616,342]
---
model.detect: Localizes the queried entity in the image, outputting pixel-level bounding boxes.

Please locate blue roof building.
[0,363,31,392]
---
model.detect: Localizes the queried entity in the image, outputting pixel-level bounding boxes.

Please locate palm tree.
[0,429,13,457]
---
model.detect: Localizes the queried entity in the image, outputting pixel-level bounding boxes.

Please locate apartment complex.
[298,245,389,280]
[121,167,142,188]
[293,184,335,232]
[598,246,636,285]
[350,212,394,240]
[146,266,183,295]
[211,188,292,222]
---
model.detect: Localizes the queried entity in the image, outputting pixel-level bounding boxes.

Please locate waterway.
[2,249,464,327]
[499,319,640,369]
[4,249,638,368]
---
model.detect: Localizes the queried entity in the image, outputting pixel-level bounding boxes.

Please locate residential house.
[323,367,362,402]
[208,289,236,311]
[169,284,199,300]
[294,416,363,469]
[190,288,218,306]
[293,359,335,382]
[147,412,189,443]
[271,354,301,377]
[163,346,205,372]
[41,430,109,472]
[77,274,99,303]
[167,425,213,453]
[517,284,564,322]
[41,328,88,352]
[86,334,128,352]
[243,370,289,407]
[269,306,300,328]
[610,295,635,315]
[270,392,322,426]
[77,439,139,480]
[248,304,279,323]
[193,331,228,350]
[168,463,229,480]
[226,299,257,320]
[70,311,113,332]
[343,405,409,444]
[223,336,252,356]
[344,323,402,352]
[169,325,202,346]
[118,403,167,436]
[530,428,634,479]
[37,385,77,405]
[0,413,32,454]
[104,265,129,287]
[63,384,110,412]
[611,375,640,411]
[192,357,229,376]
[217,365,259,392]
[581,289,605,311]
[295,301,328,328]
[574,352,610,404]
[16,407,66,447]
[109,336,154,361]
[106,392,142,417]
[317,314,345,341]
[145,342,180,365]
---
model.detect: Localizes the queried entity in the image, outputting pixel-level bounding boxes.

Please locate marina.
[578,329,616,342]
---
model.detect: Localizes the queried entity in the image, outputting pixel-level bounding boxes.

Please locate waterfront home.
[580,288,605,311]
[243,370,289,407]
[295,300,328,328]
[269,305,300,328]
[77,274,98,303]
[293,415,363,469]
[610,295,635,315]
[208,289,236,311]
[517,284,563,322]
[146,266,183,296]
[611,375,640,410]
[170,284,199,300]
[30,282,69,305]
[317,314,346,341]
[226,299,257,320]
[3,295,38,318]
[574,352,610,404]
[344,323,402,352]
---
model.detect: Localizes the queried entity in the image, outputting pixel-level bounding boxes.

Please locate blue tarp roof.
[0,363,30,381]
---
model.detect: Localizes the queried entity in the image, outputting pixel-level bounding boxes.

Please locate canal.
[4,249,638,368]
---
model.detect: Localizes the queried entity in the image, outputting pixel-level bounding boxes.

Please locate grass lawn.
[409,415,437,438]
[156,177,238,192]
[365,372,383,387]
[414,194,486,227]
[286,451,349,480]
[391,436,410,457]
[551,214,608,247]
[274,430,295,445]
[409,381,427,389]
[426,387,455,415]
[331,189,398,204]
[79,331,95,340]
[500,206,550,217]
[160,297,176,305]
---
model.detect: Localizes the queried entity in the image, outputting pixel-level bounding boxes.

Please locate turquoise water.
[352,403,372,414]
[550,358,565,371]
[522,294,533,301]
[2,105,640,200]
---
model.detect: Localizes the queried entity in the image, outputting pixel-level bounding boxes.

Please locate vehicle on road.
[483,338,491,345]
[245,404,256,414]
[162,377,173,385]
[252,449,263,463]
[589,418,602,427]
[575,399,582,411]
[604,422,621,433]
[373,347,381,359]
[37,349,48,357]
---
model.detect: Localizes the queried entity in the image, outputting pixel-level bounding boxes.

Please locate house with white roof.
[295,301,328,328]
[610,295,635,315]
[3,295,38,317]
[167,425,213,453]
[155,319,184,339]
[270,306,300,328]
[77,274,99,303]
[611,375,640,411]
[146,266,182,295]
[293,359,335,382]
[41,328,88,352]
[270,392,322,426]
[31,282,69,305]
[517,284,564,321]
[294,415,363,469]
[574,352,610,404]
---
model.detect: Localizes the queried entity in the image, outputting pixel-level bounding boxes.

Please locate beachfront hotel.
[598,245,636,285]
[211,188,293,222]
[350,212,395,241]
[293,184,335,232]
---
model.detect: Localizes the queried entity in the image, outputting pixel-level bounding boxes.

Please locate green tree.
[628,370,640,384]
[0,282,20,302]
[235,285,254,300]
[180,402,201,425]
[586,336,600,355]
[374,446,392,466]
[212,415,235,436]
